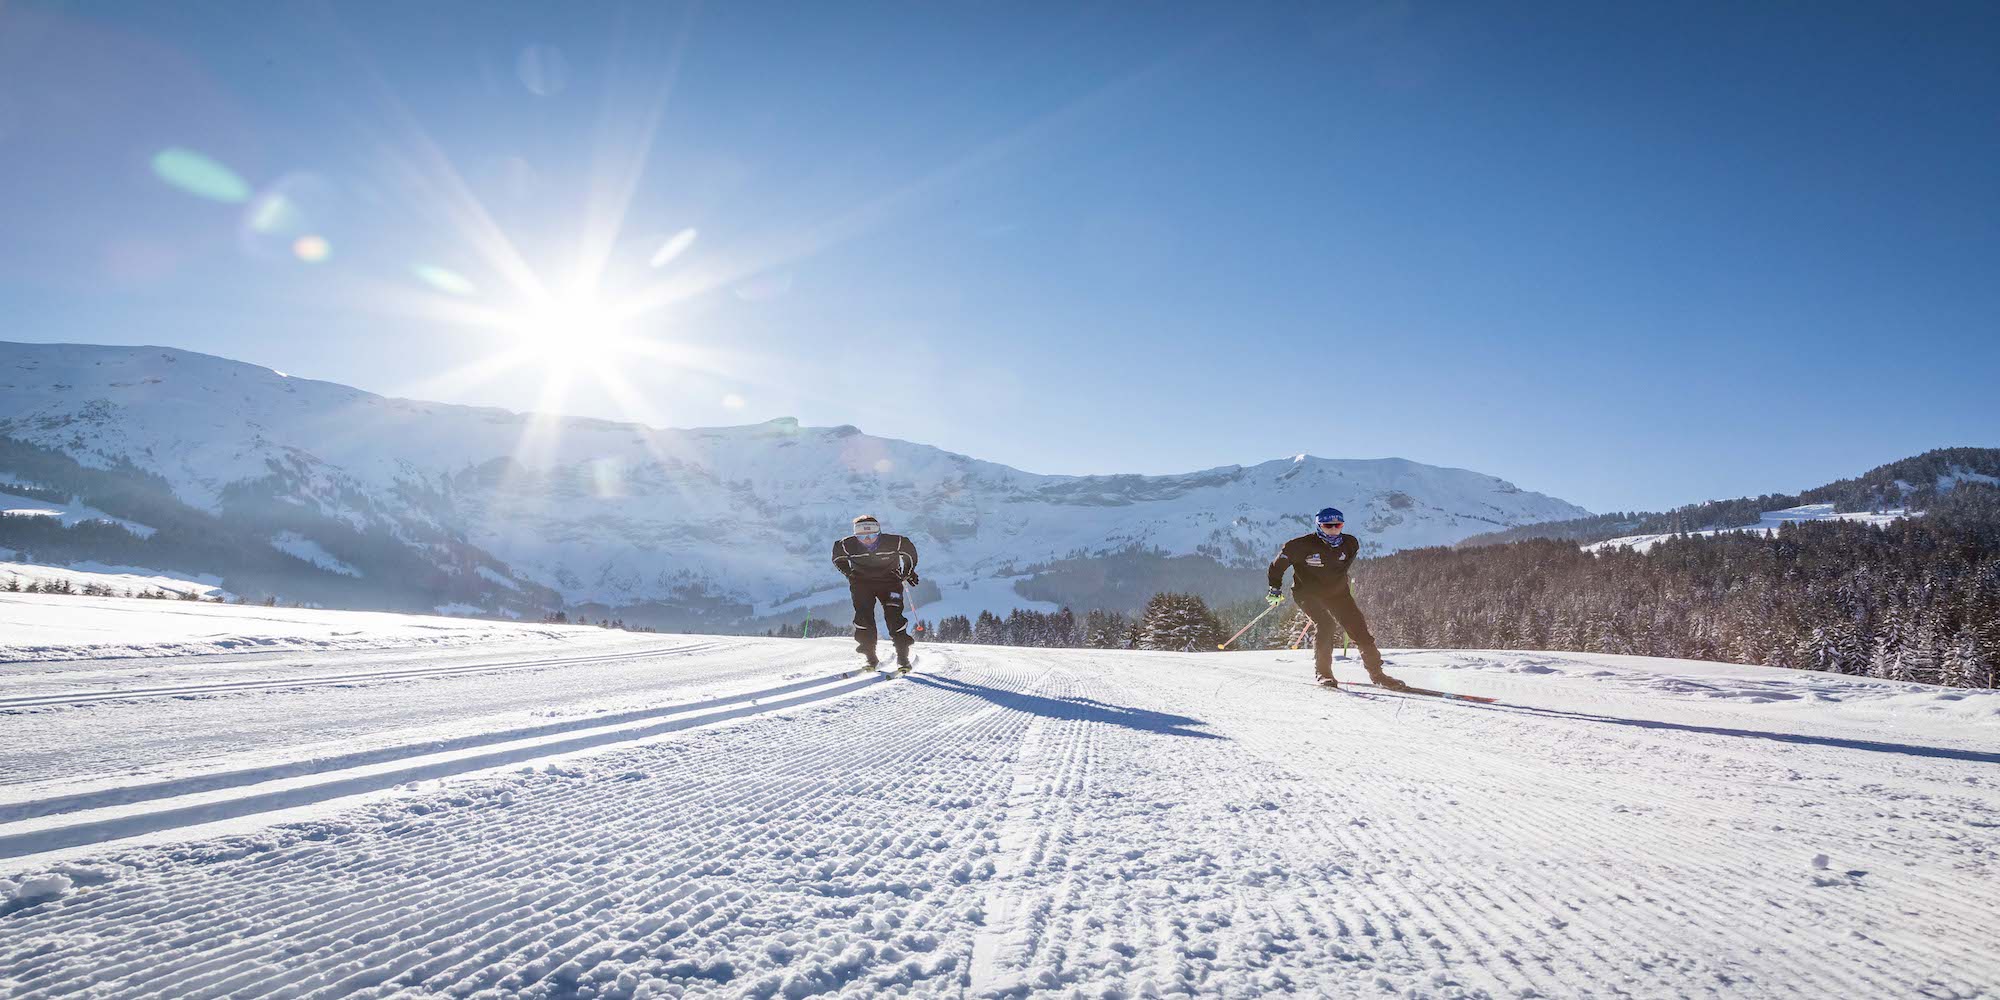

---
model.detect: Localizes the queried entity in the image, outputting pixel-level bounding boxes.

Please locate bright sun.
[514,295,632,369]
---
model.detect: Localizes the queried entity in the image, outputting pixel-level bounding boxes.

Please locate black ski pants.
[849,579,912,656]
[1294,585,1382,676]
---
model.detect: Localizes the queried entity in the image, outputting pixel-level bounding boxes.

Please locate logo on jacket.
[1336,552,1348,561]
[1305,554,1323,567]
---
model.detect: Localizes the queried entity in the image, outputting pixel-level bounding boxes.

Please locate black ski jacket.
[832,533,918,586]
[1268,531,1360,595]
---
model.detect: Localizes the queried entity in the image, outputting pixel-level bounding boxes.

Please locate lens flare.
[293,235,331,262]
[150,148,251,203]
[241,173,336,259]
[248,193,299,233]
[590,457,626,498]
[649,228,697,268]
[414,264,479,296]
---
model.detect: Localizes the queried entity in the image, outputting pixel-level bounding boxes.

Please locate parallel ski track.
[0,664,860,826]
[0,639,731,712]
[2,647,1994,998]
[0,665,888,859]
[1,649,1052,998]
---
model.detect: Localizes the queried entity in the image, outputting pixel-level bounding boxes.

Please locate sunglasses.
[1317,521,1343,529]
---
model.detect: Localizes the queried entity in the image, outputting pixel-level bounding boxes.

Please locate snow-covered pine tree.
[1869,604,1909,681]
[1550,613,1585,652]
[1491,607,1521,648]
[1138,592,1223,652]
[1795,624,1849,674]
[1266,609,1314,649]
[1903,611,1944,685]
[1439,615,1465,647]
[1053,607,1078,647]
[1940,631,1984,688]
[973,610,1005,645]
[1401,607,1432,648]
[1082,609,1112,648]
[1003,609,1033,646]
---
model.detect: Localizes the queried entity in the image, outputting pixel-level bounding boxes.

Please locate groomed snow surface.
[2,599,1997,998]
[0,593,591,662]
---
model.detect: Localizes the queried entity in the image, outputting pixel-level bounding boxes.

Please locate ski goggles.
[854,526,881,538]
[1316,519,1343,528]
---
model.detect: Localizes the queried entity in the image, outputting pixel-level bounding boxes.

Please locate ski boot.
[1315,674,1339,689]
[1365,661,1410,692]
[893,643,914,675]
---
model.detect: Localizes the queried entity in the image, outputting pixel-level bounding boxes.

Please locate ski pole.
[1219,600,1282,650]
[1290,622,1313,650]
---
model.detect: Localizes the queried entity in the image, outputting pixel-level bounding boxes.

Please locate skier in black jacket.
[1267,507,1409,690]
[830,513,919,668]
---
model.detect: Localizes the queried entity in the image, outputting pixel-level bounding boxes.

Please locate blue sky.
[1,1,1995,513]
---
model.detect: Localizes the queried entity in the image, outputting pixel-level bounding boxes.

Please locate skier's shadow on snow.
[906,674,1225,741]
[1479,703,2000,766]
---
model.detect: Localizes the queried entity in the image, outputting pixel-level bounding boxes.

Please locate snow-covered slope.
[0,562,229,603]
[1583,502,1912,554]
[0,342,1589,620]
[0,600,1994,996]
[0,491,153,538]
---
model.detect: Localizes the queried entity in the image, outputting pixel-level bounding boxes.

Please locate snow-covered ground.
[0,561,231,602]
[1583,502,1913,554]
[0,592,604,661]
[2,600,1996,997]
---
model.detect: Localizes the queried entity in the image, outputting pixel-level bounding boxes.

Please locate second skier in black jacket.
[831,513,918,667]
[1267,507,1407,690]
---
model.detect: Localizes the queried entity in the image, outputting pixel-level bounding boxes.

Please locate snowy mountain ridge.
[0,342,1590,622]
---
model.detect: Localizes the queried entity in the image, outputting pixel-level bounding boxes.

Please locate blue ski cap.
[1315,507,1345,525]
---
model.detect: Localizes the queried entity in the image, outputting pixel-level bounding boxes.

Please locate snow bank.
[0,560,230,600]
[0,592,595,661]
[0,872,71,905]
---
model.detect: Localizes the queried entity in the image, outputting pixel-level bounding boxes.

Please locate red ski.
[1356,682,1497,704]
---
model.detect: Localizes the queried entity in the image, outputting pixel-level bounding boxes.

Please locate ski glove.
[904,571,920,587]
[1266,587,1284,607]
